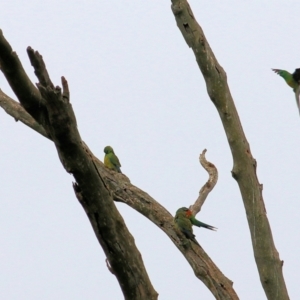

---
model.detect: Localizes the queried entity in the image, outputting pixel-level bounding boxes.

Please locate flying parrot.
[174,207,217,245]
[104,146,122,173]
[272,68,300,114]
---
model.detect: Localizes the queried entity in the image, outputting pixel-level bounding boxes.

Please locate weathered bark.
[170,1,289,299]
[0,31,158,300]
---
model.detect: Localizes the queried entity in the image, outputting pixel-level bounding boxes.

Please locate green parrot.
[272,68,300,113]
[174,207,217,245]
[104,146,122,173]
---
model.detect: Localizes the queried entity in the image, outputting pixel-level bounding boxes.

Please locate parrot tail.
[199,222,217,231]
[192,219,217,231]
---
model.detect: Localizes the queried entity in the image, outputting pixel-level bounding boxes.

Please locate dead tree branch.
[0,89,49,139]
[190,149,218,216]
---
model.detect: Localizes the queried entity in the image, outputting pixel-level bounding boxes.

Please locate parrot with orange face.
[174,207,217,245]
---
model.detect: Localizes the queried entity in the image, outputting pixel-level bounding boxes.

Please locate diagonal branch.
[190,149,218,216]
[170,1,289,299]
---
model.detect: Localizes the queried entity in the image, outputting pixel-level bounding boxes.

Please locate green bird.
[174,207,217,245]
[104,146,122,173]
[272,68,300,114]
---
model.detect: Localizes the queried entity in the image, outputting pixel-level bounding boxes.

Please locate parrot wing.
[180,228,196,240]
[109,153,122,173]
[110,154,121,167]
[272,68,298,88]
[181,229,199,245]
[272,69,289,77]
[175,217,199,245]
[272,68,283,75]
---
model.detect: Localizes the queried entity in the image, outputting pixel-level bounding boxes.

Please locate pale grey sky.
[1,1,299,299]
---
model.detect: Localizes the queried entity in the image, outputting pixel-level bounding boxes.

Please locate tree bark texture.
[0,30,239,299]
[170,1,289,300]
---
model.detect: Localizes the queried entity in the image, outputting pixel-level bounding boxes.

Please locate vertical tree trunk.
[170,1,289,299]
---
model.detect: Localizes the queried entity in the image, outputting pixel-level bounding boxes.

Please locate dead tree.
[0,1,289,299]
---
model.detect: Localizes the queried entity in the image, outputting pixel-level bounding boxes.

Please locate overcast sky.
[1,1,300,299]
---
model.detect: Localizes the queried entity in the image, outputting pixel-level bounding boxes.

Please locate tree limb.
[190,149,218,215]
[0,89,50,139]
[170,1,289,299]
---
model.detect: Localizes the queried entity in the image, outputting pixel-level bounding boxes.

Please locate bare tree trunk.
[170,1,289,299]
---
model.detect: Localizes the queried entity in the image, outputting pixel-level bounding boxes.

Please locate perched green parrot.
[104,146,122,173]
[174,207,217,245]
[272,68,300,114]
